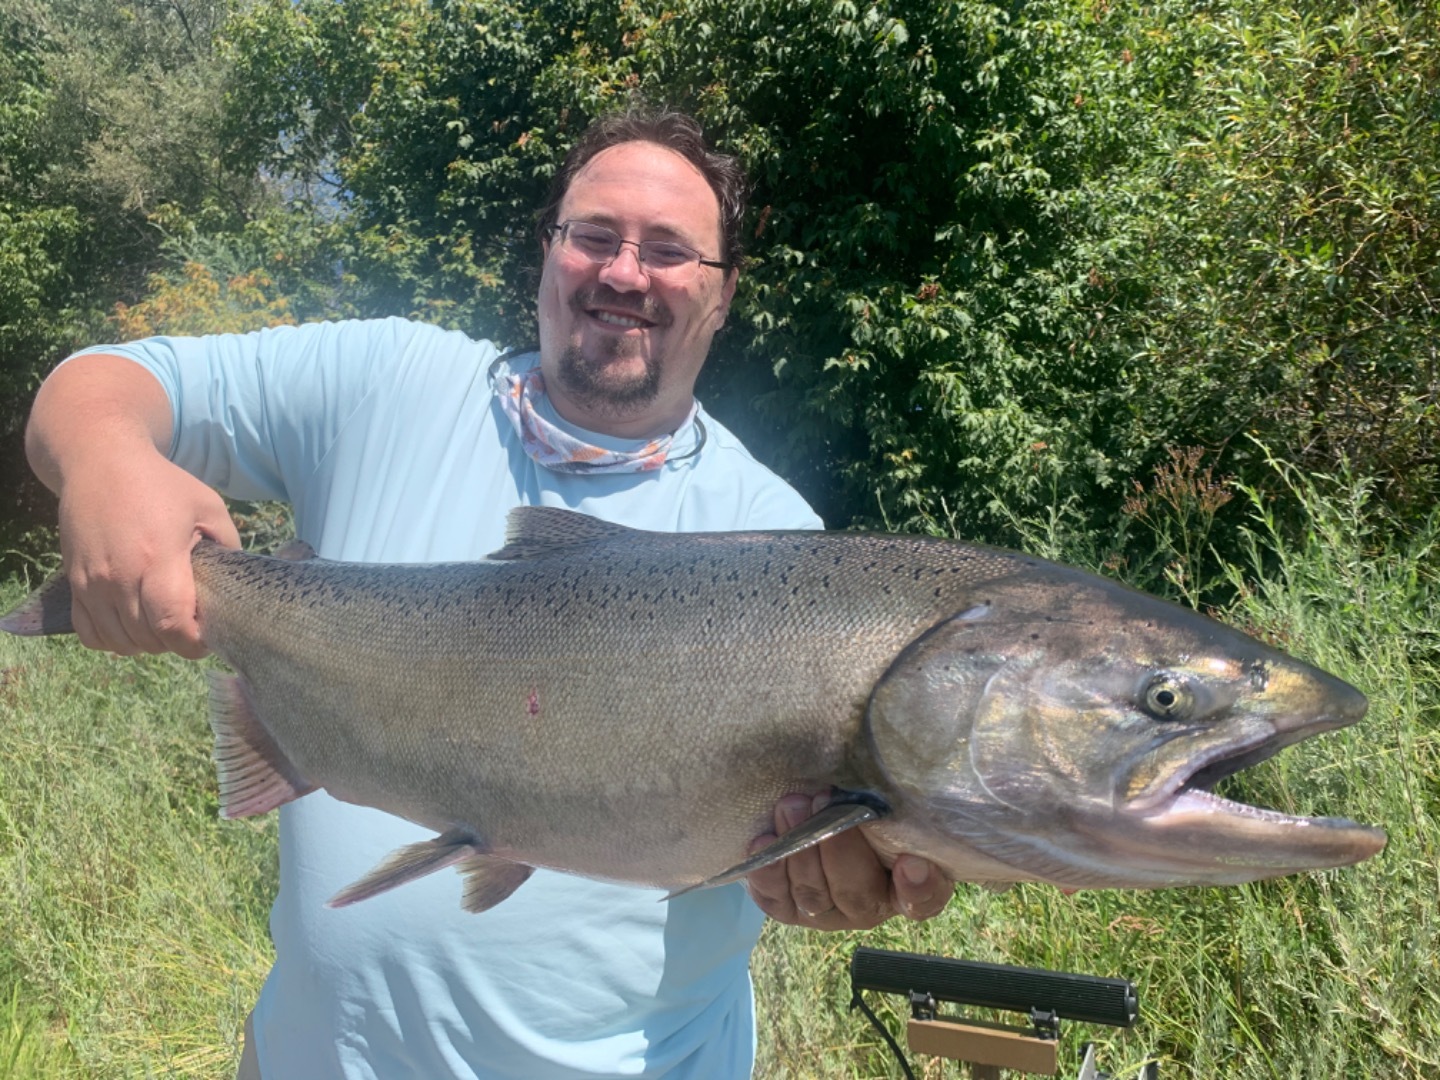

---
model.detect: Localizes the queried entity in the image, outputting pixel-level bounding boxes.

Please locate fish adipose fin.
[490,506,648,561]
[0,573,73,636]
[328,828,534,913]
[270,539,317,562]
[207,671,316,818]
[664,801,883,900]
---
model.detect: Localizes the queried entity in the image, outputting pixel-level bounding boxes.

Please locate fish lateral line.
[664,796,887,900]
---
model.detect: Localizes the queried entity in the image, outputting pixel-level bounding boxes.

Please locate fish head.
[864,567,1386,889]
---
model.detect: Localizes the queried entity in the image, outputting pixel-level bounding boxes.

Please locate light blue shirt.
[72,318,822,1079]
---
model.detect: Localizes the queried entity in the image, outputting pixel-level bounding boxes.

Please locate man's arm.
[26,354,241,658]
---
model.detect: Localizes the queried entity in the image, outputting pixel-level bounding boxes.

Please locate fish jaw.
[865,574,1388,890]
[1106,651,1385,883]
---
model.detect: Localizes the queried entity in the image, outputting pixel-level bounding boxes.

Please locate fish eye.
[1143,676,1193,721]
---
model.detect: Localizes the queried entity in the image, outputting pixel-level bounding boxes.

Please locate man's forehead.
[560,141,722,240]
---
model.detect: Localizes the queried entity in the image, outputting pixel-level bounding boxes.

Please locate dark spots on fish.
[1030,633,1040,641]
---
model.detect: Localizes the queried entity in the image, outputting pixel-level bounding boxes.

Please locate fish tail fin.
[207,670,316,818]
[0,574,74,637]
[328,829,533,913]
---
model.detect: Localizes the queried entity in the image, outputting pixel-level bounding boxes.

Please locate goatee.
[555,338,663,418]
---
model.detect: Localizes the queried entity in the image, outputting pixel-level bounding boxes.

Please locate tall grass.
[0,617,274,1078]
[0,465,1434,1077]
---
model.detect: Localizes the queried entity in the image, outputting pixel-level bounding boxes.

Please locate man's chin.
[556,347,662,418]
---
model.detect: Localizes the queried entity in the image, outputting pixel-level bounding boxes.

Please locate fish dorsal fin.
[490,507,646,561]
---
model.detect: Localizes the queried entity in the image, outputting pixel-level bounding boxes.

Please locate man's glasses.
[549,220,730,278]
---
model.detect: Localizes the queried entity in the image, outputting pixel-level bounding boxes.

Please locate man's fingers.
[776,794,835,919]
[813,812,893,928]
[138,563,208,658]
[892,855,954,921]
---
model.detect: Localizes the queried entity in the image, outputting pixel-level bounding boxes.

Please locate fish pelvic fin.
[207,671,316,818]
[490,506,648,561]
[0,573,74,637]
[328,829,533,913]
[664,801,883,900]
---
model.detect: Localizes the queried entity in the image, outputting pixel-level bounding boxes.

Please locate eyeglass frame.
[547,219,732,275]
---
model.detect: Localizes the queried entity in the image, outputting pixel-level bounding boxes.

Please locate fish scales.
[190,529,1029,882]
[1,507,1386,908]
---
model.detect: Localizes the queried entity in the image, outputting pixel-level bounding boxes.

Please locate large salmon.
[1,508,1385,911]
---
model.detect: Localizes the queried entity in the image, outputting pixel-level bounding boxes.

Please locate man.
[25,107,953,1078]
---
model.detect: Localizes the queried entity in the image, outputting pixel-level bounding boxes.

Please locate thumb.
[196,504,243,551]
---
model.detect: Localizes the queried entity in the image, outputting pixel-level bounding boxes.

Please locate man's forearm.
[26,353,175,495]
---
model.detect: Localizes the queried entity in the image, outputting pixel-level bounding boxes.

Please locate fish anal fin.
[329,831,531,913]
[207,670,315,818]
[328,828,481,908]
[490,507,648,561]
[459,857,534,913]
[665,801,882,900]
[0,574,74,637]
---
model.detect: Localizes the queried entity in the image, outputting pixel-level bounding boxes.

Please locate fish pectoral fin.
[663,802,883,900]
[328,828,483,908]
[459,857,534,914]
[207,671,316,818]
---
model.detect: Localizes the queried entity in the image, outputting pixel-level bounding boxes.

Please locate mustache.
[571,285,669,326]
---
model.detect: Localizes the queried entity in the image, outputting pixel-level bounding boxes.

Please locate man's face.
[536,141,738,438]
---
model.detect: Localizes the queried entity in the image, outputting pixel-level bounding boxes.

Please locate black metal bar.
[850,947,1138,1029]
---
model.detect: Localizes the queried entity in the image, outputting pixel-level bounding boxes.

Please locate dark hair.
[534,105,748,270]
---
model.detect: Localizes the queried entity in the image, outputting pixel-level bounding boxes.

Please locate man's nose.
[598,243,650,291]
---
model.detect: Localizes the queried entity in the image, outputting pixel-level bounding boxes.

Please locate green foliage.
[0,0,273,566]
[213,0,1436,551]
[1121,0,1440,541]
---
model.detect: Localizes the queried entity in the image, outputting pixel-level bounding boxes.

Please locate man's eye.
[642,243,693,267]
[570,230,617,255]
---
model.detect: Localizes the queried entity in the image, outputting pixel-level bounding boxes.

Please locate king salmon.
[0,507,1386,911]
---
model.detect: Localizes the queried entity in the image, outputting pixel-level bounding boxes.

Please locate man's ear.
[718,267,739,318]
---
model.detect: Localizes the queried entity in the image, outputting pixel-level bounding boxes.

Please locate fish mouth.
[1134,713,1387,869]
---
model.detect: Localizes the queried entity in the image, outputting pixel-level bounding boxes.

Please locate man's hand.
[745,790,954,930]
[26,354,241,660]
[57,453,240,659]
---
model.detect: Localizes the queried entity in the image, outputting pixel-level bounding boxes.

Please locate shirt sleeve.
[65,318,496,503]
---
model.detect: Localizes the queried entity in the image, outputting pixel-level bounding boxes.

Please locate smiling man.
[23,106,953,1078]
